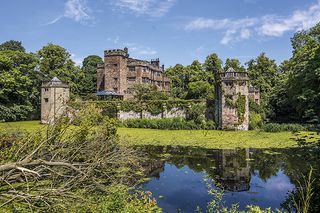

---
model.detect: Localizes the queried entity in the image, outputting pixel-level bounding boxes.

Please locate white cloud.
[124,42,157,55]
[64,0,91,23]
[45,0,92,25]
[71,53,83,66]
[113,0,176,17]
[185,0,320,44]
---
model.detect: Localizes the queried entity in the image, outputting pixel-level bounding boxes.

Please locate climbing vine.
[69,100,205,117]
[236,93,246,124]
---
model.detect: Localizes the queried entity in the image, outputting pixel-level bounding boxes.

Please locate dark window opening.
[44,98,49,103]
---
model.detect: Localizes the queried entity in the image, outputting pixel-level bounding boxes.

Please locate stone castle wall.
[118,107,186,120]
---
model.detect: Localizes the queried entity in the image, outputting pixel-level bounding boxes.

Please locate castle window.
[142,77,148,83]
[127,77,136,82]
[143,68,148,72]
[114,64,118,67]
[129,66,135,71]
[114,87,118,92]
[44,98,49,103]
[44,88,49,92]
[114,78,118,83]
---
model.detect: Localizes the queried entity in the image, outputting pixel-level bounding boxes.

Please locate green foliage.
[131,83,169,101]
[71,99,205,117]
[249,112,263,130]
[204,53,223,76]
[123,118,215,130]
[262,123,306,132]
[100,185,161,213]
[0,49,40,121]
[247,53,278,118]
[187,102,206,124]
[236,94,246,124]
[77,55,103,96]
[0,104,150,211]
[224,58,245,72]
[165,60,214,99]
[270,23,320,123]
[37,43,80,94]
[0,40,25,52]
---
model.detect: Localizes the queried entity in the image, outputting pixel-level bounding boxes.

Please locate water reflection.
[139,146,319,212]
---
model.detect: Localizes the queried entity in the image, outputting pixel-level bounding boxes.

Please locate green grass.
[118,128,319,149]
[1,121,319,149]
[0,120,42,131]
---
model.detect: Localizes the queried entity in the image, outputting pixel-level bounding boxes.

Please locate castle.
[96,48,170,100]
[40,48,260,131]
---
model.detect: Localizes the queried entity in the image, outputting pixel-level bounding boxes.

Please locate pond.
[139,146,320,213]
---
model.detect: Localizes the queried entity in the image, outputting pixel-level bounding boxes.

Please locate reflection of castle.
[142,146,251,192]
[215,149,251,192]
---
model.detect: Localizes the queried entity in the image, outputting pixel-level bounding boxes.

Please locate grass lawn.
[1,121,319,149]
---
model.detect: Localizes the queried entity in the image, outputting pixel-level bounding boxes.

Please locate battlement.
[151,58,160,68]
[104,47,129,57]
[217,71,249,81]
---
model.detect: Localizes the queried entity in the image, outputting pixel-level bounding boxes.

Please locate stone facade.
[41,77,70,124]
[118,107,186,121]
[215,68,249,130]
[97,48,171,100]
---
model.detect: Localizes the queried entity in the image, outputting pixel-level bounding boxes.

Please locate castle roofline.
[41,76,69,88]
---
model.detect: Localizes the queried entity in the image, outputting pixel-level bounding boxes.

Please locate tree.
[37,43,80,94]
[224,58,245,72]
[0,50,39,121]
[0,40,25,52]
[77,55,103,96]
[131,84,168,101]
[246,53,278,118]
[204,53,223,82]
[281,24,320,123]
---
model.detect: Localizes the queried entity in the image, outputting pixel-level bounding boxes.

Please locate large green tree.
[165,59,215,99]
[77,55,103,96]
[273,24,320,123]
[246,53,278,118]
[37,43,80,93]
[0,49,39,121]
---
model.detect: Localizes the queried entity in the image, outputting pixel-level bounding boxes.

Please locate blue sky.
[1,0,320,67]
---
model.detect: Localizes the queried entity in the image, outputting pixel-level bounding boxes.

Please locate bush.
[123,118,215,130]
[249,112,263,130]
[262,123,306,132]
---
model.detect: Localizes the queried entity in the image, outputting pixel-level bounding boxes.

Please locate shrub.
[123,118,215,130]
[262,123,306,132]
[249,112,263,130]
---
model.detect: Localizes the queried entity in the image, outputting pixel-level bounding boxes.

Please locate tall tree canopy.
[224,58,245,72]
[0,48,39,121]
[37,43,80,94]
[165,59,215,99]
[272,24,320,123]
[77,55,103,96]
[0,40,25,52]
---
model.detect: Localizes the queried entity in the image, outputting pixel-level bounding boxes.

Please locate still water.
[139,146,319,213]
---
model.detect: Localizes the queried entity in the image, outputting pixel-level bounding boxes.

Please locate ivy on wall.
[236,93,246,124]
[70,100,206,117]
